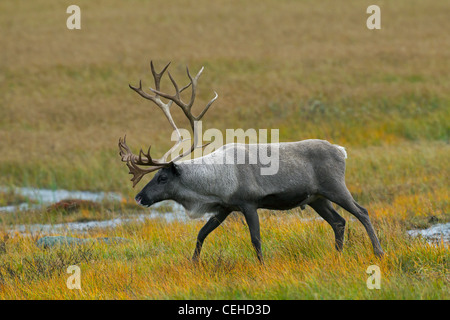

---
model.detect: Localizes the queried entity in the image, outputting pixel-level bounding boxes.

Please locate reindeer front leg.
[192,209,231,263]
[241,206,264,264]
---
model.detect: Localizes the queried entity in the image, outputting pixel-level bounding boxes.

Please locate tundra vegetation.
[0,0,448,299]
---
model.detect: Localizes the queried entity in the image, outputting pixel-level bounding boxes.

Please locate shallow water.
[10,210,192,235]
[0,186,123,212]
[1,186,192,235]
[407,222,450,244]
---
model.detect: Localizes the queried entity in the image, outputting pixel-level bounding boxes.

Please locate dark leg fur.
[192,209,230,263]
[309,197,346,252]
[241,206,264,264]
[322,184,384,257]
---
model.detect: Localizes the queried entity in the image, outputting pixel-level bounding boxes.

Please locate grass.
[0,211,448,299]
[0,0,449,299]
[0,189,35,207]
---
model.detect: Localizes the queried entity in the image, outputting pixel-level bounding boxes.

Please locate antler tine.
[118,134,133,162]
[167,71,181,101]
[138,146,151,164]
[126,159,160,187]
[179,81,192,93]
[119,135,168,187]
[149,61,191,105]
[185,66,204,110]
[136,145,166,166]
[130,62,192,110]
[150,61,170,78]
[150,61,170,93]
[168,93,218,164]
[129,80,156,102]
[119,135,150,165]
[186,65,204,84]
[149,65,204,111]
[196,91,218,121]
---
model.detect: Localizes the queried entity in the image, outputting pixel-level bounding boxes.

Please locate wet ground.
[0,186,190,235]
[0,186,122,212]
[1,186,449,244]
[407,222,450,244]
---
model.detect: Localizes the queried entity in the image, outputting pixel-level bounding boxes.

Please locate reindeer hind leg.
[322,183,384,257]
[309,197,346,252]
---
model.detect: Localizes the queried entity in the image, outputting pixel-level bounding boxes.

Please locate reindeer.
[118,61,384,263]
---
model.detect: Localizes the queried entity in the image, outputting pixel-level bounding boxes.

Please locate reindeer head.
[118,61,217,205]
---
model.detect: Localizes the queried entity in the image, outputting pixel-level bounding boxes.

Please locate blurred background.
[0,0,448,215]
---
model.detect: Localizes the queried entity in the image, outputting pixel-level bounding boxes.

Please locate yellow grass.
[0,211,448,299]
[0,0,449,300]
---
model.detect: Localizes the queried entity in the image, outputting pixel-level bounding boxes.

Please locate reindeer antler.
[119,61,218,187]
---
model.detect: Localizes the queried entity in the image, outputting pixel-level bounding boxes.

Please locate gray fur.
[135,139,384,263]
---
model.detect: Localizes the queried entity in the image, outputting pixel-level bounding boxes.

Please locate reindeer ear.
[170,162,181,176]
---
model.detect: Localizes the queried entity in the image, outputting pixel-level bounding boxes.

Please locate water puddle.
[0,186,192,236]
[10,210,191,235]
[0,186,123,212]
[407,222,450,244]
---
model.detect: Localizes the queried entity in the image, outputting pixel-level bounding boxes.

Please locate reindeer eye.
[158,175,168,184]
